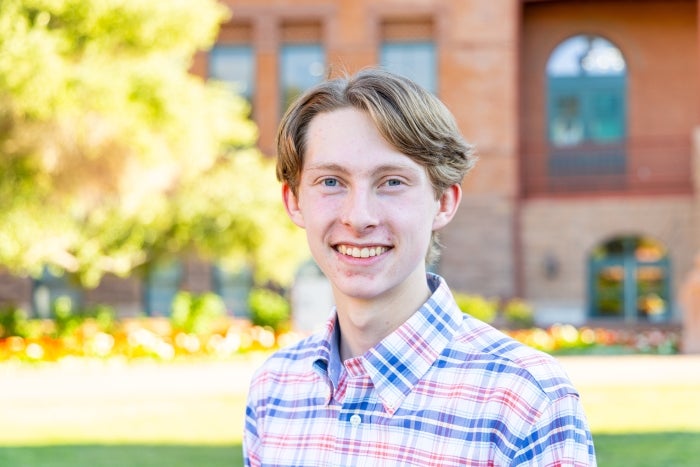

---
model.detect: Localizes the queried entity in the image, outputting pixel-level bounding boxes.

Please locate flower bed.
[0,316,311,363]
[508,323,680,355]
[0,317,680,364]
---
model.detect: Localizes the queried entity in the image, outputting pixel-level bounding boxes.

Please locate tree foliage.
[0,0,309,287]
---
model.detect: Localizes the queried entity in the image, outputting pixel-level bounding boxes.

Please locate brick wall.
[522,196,697,322]
[2,0,698,327]
[0,272,32,309]
[84,275,142,317]
[439,195,516,298]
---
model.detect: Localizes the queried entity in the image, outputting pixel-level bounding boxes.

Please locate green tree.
[0,0,308,287]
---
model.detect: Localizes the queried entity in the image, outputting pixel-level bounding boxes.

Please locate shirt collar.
[315,273,463,414]
[327,316,343,388]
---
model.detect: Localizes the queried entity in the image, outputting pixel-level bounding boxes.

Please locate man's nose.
[340,188,379,231]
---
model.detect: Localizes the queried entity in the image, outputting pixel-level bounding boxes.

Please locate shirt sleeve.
[513,393,597,466]
[243,390,261,467]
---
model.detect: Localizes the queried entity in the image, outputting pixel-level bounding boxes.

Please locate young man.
[244,69,596,466]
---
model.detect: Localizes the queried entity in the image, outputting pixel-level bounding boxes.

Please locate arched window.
[589,236,671,322]
[546,35,627,185]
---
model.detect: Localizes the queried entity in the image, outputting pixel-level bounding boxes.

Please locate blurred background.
[1,0,699,466]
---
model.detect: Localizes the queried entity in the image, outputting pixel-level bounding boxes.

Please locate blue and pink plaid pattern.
[244,274,596,466]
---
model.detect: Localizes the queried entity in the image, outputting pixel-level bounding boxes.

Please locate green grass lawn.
[594,433,700,467]
[0,358,698,466]
[0,444,243,467]
[577,383,700,466]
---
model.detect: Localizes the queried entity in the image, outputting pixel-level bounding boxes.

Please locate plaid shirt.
[244,274,596,466]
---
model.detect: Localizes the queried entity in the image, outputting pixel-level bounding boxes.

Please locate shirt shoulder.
[448,314,579,402]
[250,331,326,382]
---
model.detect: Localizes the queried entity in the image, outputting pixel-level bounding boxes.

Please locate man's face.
[283,107,458,305]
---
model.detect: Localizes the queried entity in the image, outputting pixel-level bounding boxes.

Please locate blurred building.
[3,0,698,328]
[197,0,698,327]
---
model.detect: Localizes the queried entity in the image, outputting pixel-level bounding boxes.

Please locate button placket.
[340,356,370,433]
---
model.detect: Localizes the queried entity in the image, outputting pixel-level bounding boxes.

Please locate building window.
[589,236,671,323]
[212,264,252,318]
[32,269,83,319]
[279,20,325,114]
[280,43,325,113]
[143,259,183,317]
[209,45,255,105]
[380,18,436,93]
[380,42,436,94]
[546,35,627,188]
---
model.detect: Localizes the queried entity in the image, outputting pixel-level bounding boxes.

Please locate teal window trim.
[588,240,671,323]
[548,76,627,145]
[546,35,628,181]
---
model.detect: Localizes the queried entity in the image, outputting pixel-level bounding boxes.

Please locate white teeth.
[337,245,386,258]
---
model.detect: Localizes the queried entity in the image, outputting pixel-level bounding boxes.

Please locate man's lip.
[334,244,391,259]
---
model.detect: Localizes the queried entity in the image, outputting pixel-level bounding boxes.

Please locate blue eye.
[386,179,402,186]
[323,178,338,187]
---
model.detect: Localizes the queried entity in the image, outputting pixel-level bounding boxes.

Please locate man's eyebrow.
[304,163,351,174]
[304,162,421,175]
[373,163,422,174]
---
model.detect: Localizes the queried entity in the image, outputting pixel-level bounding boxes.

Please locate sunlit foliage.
[0,0,308,287]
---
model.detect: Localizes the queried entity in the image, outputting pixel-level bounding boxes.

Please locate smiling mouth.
[336,244,389,258]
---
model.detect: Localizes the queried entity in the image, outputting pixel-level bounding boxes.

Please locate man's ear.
[282,183,306,228]
[432,183,462,231]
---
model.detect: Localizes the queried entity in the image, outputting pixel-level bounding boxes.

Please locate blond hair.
[276,68,477,263]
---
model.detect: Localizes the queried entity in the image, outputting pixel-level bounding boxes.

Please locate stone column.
[681,253,700,354]
[682,127,700,353]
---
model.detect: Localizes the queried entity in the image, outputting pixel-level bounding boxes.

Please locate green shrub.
[52,296,83,338]
[453,292,498,324]
[0,304,30,338]
[503,298,535,328]
[171,291,226,335]
[248,288,290,333]
[85,304,117,333]
[49,300,117,338]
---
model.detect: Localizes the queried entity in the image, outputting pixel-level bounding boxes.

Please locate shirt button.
[350,414,362,427]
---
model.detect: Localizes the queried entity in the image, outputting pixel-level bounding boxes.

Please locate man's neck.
[334,274,432,361]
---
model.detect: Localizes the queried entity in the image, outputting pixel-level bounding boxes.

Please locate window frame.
[31,268,84,319]
[279,43,325,115]
[379,40,437,94]
[143,260,183,317]
[588,236,671,323]
[545,35,628,189]
[208,44,256,106]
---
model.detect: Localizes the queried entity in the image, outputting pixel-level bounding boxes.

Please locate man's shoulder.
[250,331,327,381]
[246,331,332,409]
[449,318,578,400]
